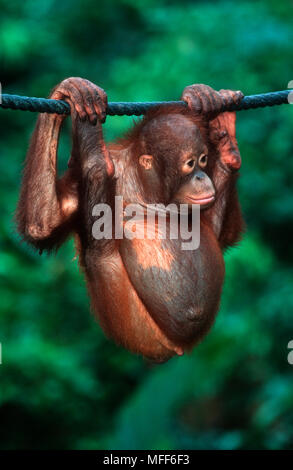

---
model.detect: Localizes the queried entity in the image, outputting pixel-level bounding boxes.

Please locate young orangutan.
[16,78,244,362]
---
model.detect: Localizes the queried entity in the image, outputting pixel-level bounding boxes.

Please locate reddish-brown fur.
[16,78,244,362]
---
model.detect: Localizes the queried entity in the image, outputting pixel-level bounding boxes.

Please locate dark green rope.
[0,90,292,116]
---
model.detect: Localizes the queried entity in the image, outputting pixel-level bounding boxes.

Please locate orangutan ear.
[139,154,153,170]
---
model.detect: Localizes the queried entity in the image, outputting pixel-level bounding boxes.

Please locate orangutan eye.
[182,159,195,174]
[182,157,197,174]
[187,159,195,168]
[198,154,208,168]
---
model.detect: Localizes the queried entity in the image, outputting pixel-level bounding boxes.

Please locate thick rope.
[0,90,292,116]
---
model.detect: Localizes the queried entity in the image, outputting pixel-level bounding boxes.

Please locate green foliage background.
[0,0,293,450]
